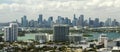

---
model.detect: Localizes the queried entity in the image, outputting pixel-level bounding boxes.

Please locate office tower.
[42,19,48,28]
[64,17,71,25]
[105,18,112,27]
[29,20,35,27]
[99,22,104,27]
[53,25,69,42]
[84,20,88,26]
[116,22,119,26]
[34,21,39,27]
[80,14,84,27]
[94,18,99,27]
[98,34,108,48]
[48,16,53,22]
[73,14,76,19]
[48,16,53,27]
[77,14,84,27]
[38,14,43,24]
[89,18,94,27]
[56,16,64,24]
[21,15,28,27]
[4,23,18,42]
[112,19,119,27]
[72,14,77,26]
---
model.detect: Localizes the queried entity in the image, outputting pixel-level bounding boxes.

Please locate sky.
[0,0,120,22]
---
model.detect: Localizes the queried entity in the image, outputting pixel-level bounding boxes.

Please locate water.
[0,30,120,41]
[17,32,120,41]
[88,32,120,40]
[18,33,37,41]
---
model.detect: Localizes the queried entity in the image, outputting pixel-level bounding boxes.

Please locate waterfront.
[18,32,120,41]
[88,32,120,40]
[18,33,36,41]
[0,30,120,41]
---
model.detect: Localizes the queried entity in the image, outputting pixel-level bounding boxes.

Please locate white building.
[69,33,82,44]
[35,33,53,43]
[114,38,120,47]
[4,23,18,42]
[4,27,11,42]
[112,47,120,52]
[48,34,53,41]
[97,48,111,52]
[98,34,108,48]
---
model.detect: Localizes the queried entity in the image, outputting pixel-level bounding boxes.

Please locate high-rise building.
[105,18,112,27]
[99,22,104,27]
[56,16,64,24]
[21,15,28,27]
[42,19,48,28]
[53,25,69,42]
[72,14,77,26]
[89,18,94,27]
[48,16,53,27]
[112,19,119,27]
[64,17,71,25]
[4,23,18,42]
[38,14,43,24]
[34,21,39,27]
[77,15,84,27]
[94,18,99,27]
[84,20,88,26]
[4,27,11,42]
[29,20,35,27]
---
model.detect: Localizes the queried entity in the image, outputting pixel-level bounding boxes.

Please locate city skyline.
[0,0,120,22]
[19,14,119,28]
[0,14,120,23]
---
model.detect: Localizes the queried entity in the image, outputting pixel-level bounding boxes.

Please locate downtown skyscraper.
[38,14,43,24]
[21,15,28,27]
[77,15,84,27]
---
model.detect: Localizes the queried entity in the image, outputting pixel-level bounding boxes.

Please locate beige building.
[74,48,83,52]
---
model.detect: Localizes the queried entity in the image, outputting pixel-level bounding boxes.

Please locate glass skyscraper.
[21,15,28,27]
[38,14,43,24]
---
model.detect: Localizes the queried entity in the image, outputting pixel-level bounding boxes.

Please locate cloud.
[0,0,120,22]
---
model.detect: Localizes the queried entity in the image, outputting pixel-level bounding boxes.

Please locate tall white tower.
[4,23,18,42]
[4,27,11,42]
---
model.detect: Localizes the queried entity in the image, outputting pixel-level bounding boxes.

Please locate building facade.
[4,23,18,42]
[53,25,69,42]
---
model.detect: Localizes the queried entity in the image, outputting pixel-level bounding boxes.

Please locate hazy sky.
[0,0,120,22]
